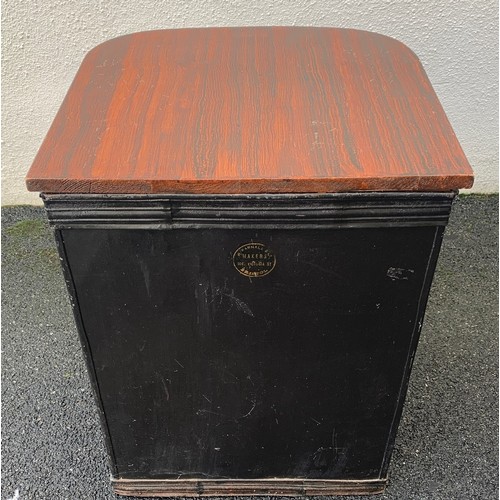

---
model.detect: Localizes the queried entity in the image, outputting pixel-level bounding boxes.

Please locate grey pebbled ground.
[2,195,498,500]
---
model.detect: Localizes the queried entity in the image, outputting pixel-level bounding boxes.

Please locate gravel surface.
[2,195,498,500]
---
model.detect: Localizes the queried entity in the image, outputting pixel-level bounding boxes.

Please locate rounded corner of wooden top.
[84,31,139,59]
[345,29,420,61]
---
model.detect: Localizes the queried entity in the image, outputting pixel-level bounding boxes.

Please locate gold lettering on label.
[232,243,276,278]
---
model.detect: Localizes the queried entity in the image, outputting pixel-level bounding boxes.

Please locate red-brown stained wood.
[26,27,474,194]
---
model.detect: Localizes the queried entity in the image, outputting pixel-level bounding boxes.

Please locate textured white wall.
[2,0,498,205]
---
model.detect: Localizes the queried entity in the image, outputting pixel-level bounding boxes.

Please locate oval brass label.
[233,242,276,278]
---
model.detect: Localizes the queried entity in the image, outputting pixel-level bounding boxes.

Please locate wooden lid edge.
[26,174,474,195]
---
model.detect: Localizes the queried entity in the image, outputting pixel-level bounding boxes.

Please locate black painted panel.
[62,226,438,480]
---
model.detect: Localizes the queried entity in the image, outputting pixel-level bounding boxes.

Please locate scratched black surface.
[2,195,498,500]
[62,225,437,481]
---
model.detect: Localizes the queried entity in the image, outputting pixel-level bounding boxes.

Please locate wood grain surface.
[26,27,473,194]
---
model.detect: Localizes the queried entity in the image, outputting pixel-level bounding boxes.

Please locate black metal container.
[42,192,454,496]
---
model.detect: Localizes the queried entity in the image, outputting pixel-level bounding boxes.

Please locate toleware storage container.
[26,27,474,497]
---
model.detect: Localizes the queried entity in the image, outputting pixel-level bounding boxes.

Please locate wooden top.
[26,27,473,194]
